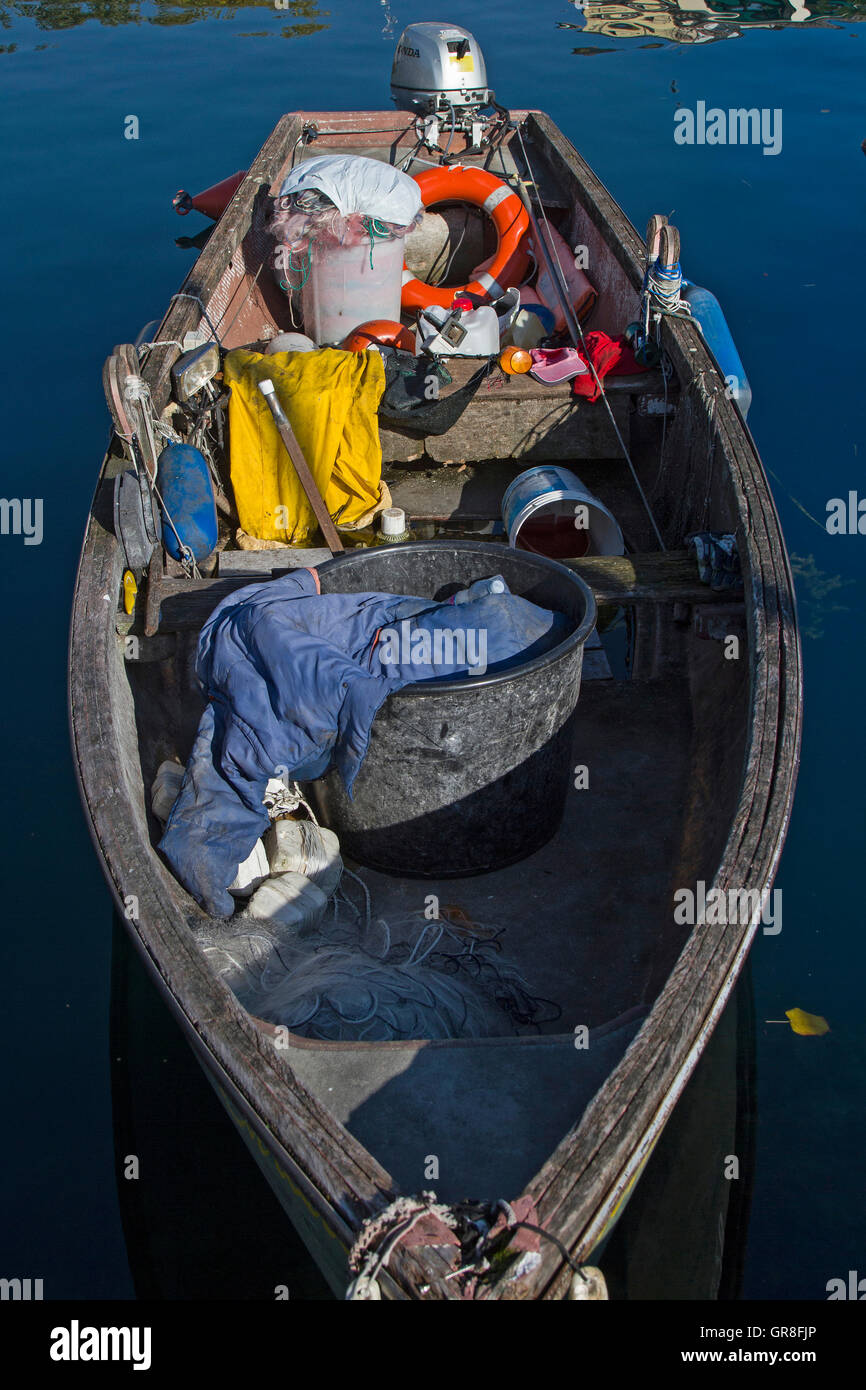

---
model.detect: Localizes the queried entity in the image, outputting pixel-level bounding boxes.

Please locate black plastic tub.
[305,540,597,877]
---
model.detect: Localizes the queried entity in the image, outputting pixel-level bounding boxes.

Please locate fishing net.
[210,869,561,1043]
[270,190,422,295]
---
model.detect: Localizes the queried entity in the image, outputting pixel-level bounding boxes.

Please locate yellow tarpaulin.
[224,347,387,544]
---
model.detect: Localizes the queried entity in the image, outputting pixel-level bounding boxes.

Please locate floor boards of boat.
[348,675,690,1036]
[280,676,690,1199]
[285,1009,645,1203]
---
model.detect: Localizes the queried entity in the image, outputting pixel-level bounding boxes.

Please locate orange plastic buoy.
[500,346,533,375]
[340,320,415,353]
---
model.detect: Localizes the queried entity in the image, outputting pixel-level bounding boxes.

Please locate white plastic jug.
[416,302,499,357]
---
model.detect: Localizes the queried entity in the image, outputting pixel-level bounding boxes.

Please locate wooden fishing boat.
[70,104,800,1300]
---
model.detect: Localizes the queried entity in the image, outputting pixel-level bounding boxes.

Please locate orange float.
[340,320,415,353]
[402,167,531,313]
[499,345,533,375]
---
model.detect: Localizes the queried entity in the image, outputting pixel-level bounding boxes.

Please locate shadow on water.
[109,917,335,1300]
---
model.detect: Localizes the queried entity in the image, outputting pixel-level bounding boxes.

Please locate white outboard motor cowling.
[390,22,491,114]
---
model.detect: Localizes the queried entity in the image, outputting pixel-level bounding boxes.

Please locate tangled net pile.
[233,871,561,1043]
[270,188,421,292]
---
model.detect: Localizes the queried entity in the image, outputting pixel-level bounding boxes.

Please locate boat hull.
[71,108,800,1300]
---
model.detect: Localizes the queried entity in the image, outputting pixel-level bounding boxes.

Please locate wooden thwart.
[139,548,736,636]
[564,550,743,606]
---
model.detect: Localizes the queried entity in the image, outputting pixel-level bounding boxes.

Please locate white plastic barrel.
[302,233,406,346]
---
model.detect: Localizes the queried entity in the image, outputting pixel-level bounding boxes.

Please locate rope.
[167,291,223,348]
[511,121,667,552]
[363,216,391,269]
[346,1190,596,1298]
[645,257,691,317]
[278,239,314,292]
[346,1192,460,1299]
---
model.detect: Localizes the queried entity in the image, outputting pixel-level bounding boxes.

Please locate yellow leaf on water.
[785,1008,830,1037]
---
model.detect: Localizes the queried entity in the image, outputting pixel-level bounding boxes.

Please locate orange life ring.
[402,167,531,313]
[340,320,415,353]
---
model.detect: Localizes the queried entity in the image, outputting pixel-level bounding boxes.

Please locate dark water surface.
[0,0,864,1301]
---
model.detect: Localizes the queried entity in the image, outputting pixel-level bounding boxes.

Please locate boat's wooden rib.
[70,107,801,1300]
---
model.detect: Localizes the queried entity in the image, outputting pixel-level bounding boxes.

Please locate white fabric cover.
[279,155,422,225]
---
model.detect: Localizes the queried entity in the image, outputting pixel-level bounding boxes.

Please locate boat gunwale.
[69,108,802,1300]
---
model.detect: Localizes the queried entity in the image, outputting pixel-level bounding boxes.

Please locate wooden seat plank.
[135,548,737,636]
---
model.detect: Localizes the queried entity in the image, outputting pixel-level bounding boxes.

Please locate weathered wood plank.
[142,113,304,413]
[381,385,632,464]
[147,549,738,633]
[564,550,742,605]
[218,547,332,574]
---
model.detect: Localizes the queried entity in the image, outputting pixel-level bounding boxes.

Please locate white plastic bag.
[279,155,422,226]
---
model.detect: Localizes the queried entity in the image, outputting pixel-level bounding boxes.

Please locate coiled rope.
[645,256,691,317]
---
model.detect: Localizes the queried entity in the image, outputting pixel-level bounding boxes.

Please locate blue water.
[0,0,863,1300]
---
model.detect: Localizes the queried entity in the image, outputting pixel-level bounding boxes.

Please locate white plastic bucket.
[502,465,624,558]
[302,233,406,346]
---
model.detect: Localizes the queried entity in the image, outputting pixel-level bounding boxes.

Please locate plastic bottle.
[509,304,555,348]
[500,345,533,374]
[450,574,507,604]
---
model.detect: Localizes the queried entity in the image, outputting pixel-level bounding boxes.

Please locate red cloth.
[571,331,648,402]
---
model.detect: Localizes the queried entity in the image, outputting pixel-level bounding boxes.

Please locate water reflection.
[561,0,865,44]
[0,0,330,36]
[4,0,864,45]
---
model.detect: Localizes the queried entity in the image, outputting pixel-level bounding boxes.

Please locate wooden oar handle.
[258,378,344,554]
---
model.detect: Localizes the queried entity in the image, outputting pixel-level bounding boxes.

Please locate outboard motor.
[391,22,491,116]
[391,22,504,155]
